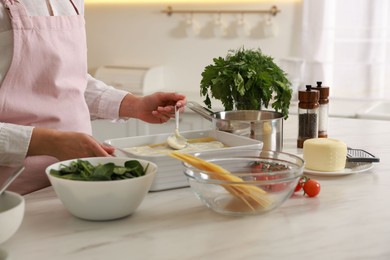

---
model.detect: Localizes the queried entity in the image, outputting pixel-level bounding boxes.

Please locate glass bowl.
[182,149,304,216]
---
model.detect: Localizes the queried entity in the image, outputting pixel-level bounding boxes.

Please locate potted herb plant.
[200,47,292,119]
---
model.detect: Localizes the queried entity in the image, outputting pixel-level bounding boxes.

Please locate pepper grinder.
[312,81,329,138]
[297,85,319,148]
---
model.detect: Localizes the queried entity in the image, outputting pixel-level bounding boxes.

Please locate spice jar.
[312,81,329,138]
[297,85,319,148]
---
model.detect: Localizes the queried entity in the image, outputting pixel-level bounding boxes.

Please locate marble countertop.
[2,115,390,260]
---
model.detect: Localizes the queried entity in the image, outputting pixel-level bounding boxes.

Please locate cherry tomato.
[294,182,302,192]
[250,162,264,173]
[294,177,305,192]
[303,179,321,197]
[250,162,290,192]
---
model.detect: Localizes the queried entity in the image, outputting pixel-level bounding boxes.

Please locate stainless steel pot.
[187,101,284,151]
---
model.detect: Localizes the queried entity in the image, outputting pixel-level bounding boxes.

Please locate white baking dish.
[104,129,263,191]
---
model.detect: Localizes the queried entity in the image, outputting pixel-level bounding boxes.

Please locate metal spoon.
[0,166,25,195]
[167,105,188,150]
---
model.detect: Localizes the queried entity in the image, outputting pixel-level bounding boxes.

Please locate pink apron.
[0,0,92,194]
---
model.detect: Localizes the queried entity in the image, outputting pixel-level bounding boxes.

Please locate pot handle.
[186,101,215,121]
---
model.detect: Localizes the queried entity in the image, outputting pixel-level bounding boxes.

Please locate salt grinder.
[297,85,319,148]
[312,81,329,138]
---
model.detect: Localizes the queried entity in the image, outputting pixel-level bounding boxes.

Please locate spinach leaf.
[50,159,149,181]
[91,163,115,181]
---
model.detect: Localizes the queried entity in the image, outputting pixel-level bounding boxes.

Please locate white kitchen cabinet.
[91,112,212,142]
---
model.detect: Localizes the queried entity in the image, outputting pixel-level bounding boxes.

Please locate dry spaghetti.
[169,152,273,211]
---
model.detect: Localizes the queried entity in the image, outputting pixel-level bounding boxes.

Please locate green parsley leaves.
[200,47,292,119]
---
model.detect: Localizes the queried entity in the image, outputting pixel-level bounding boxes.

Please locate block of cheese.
[303,138,347,171]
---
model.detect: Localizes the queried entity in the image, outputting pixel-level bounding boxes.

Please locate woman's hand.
[119,92,187,123]
[28,128,115,161]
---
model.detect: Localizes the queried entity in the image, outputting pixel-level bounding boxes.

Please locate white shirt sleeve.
[0,123,33,166]
[85,74,130,120]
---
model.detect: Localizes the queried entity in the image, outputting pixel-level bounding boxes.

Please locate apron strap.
[3,0,80,17]
[45,0,54,16]
[1,0,19,5]
[45,0,80,16]
[1,0,33,29]
[1,0,21,12]
[69,0,80,15]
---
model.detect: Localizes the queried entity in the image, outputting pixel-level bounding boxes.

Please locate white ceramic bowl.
[0,191,25,244]
[46,157,157,221]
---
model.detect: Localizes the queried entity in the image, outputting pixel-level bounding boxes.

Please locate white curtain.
[302,0,390,100]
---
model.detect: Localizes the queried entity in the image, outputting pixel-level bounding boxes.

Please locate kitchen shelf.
[161,5,280,17]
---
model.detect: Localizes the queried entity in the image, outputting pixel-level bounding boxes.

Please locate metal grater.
[346,148,380,163]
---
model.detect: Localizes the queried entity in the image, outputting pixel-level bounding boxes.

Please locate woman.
[0,0,186,194]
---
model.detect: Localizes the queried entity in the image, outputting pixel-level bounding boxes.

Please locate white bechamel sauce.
[166,129,188,150]
[123,141,225,156]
